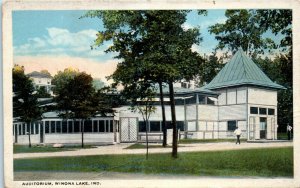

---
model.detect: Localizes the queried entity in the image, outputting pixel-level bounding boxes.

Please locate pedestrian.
[287,124,292,140]
[234,127,242,144]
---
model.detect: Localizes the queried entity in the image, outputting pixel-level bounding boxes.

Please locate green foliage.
[92,78,105,90]
[13,65,42,123]
[52,67,79,96]
[35,86,51,98]
[14,147,293,177]
[209,10,277,58]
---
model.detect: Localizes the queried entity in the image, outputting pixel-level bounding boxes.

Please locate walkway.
[13,141,293,159]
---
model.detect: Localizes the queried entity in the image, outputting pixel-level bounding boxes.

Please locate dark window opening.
[51,121,56,133]
[259,108,267,115]
[93,120,99,132]
[150,121,161,132]
[139,121,147,132]
[198,95,206,104]
[110,120,114,132]
[84,120,93,132]
[56,121,61,133]
[99,120,105,132]
[106,120,110,132]
[250,107,258,114]
[62,121,67,133]
[268,108,275,115]
[35,123,39,134]
[227,121,237,131]
[68,121,73,133]
[30,123,34,134]
[74,121,80,132]
[45,121,50,134]
[207,97,215,105]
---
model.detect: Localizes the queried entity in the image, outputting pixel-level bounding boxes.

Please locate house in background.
[13,48,285,145]
[27,71,53,96]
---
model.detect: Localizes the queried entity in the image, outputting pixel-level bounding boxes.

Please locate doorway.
[260,117,267,139]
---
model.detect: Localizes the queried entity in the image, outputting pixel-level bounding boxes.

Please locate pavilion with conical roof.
[201,47,284,141]
[203,47,285,90]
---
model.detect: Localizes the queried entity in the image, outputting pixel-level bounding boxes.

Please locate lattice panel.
[129,118,137,141]
[120,118,137,142]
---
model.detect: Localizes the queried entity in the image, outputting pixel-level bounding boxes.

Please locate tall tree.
[83,10,204,158]
[209,10,277,58]
[13,65,42,147]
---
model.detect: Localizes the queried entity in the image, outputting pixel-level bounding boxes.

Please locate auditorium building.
[13,48,285,145]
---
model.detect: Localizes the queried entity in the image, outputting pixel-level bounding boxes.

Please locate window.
[35,123,39,134]
[259,108,267,115]
[45,121,50,133]
[99,120,105,132]
[186,95,197,104]
[227,121,237,131]
[268,108,275,115]
[62,121,67,133]
[84,120,93,132]
[106,120,110,132]
[110,120,114,132]
[68,121,73,133]
[150,121,161,132]
[198,95,206,104]
[177,121,184,131]
[139,121,146,132]
[207,97,215,105]
[93,120,99,132]
[31,123,34,134]
[56,121,61,133]
[51,121,56,133]
[250,107,258,114]
[74,121,80,132]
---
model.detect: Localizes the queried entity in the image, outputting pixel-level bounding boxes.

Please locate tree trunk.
[28,122,32,148]
[169,82,177,158]
[81,120,84,148]
[146,120,149,160]
[159,81,167,147]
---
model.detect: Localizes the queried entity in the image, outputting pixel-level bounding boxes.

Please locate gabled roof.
[202,48,285,90]
[27,71,52,78]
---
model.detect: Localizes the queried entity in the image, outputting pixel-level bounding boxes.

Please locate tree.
[196,52,224,87]
[35,86,51,98]
[210,9,292,133]
[40,69,51,77]
[55,71,115,147]
[92,78,106,90]
[209,10,277,58]
[13,65,42,147]
[83,10,204,158]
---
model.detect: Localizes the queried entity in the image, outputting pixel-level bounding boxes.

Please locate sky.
[12,10,281,83]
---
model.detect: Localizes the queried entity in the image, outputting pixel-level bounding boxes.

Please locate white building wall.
[198,105,218,121]
[248,87,277,105]
[219,104,247,120]
[44,133,114,144]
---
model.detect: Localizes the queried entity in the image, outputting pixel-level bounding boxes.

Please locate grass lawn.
[13,144,96,154]
[14,147,293,177]
[178,138,247,144]
[125,143,172,149]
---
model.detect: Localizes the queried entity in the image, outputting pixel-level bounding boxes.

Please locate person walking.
[234,127,242,144]
[287,124,292,140]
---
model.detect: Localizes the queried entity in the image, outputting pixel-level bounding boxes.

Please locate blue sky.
[13,10,228,62]
[12,10,284,81]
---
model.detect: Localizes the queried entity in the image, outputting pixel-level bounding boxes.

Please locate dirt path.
[14,141,293,159]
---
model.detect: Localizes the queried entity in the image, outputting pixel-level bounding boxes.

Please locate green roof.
[202,48,285,90]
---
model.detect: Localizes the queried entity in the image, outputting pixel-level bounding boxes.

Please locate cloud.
[13,27,112,60]
[14,55,118,84]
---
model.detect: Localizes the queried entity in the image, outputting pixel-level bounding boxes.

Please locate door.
[260,117,267,139]
[120,117,138,142]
